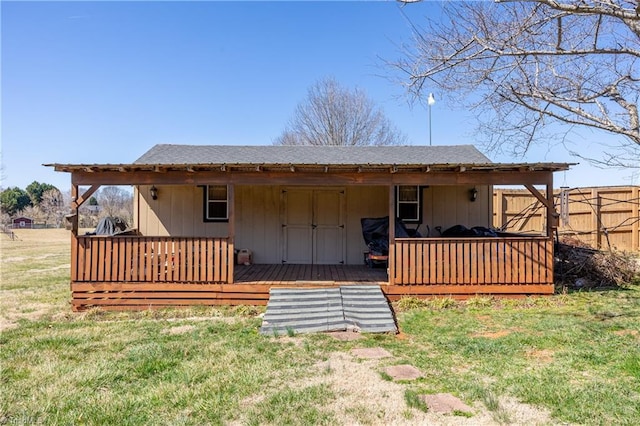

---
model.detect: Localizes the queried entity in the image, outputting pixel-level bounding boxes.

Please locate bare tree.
[97,186,133,224]
[393,0,639,167]
[274,77,407,146]
[40,189,64,227]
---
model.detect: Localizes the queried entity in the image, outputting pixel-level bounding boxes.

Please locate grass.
[2,230,640,424]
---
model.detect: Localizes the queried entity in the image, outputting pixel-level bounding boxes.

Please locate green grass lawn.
[1,230,639,425]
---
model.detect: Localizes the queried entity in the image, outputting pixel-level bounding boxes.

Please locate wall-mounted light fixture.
[150,186,158,200]
[469,187,478,202]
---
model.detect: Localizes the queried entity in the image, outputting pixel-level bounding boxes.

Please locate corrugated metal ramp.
[260,285,397,335]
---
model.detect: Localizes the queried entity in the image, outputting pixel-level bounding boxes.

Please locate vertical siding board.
[504,239,512,284]
[491,241,499,284]
[463,241,471,284]
[77,238,86,281]
[533,239,541,284]
[179,239,187,282]
[429,241,437,284]
[546,238,553,284]
[213,239,220,282]
[206,239,214,282]
[483,241,490,284]
[406,241,417,285]
[113,238,121,281]
[221,239,229,283]
[146,239,154,282]
[186,239,194,282]
[97,239,105,281]
[416,241,424,285]
[524,241,533,284]
[201,239,209,282]
[469,240,477,285]
[126,238,133,281]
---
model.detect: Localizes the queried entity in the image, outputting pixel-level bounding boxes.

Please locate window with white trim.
[396,185,421,223]
[204,185,229,221]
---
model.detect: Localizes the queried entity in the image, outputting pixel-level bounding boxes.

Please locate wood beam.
[228,184,235,284]
[72,184,100,209]
[70,170,556,186]
[388,185,395,286]
[525,183,558,236]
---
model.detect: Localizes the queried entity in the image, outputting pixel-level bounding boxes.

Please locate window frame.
[396,185,423,224]
[202,185,229,222]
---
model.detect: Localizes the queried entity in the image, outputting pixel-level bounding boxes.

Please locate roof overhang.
[44,162,574,186]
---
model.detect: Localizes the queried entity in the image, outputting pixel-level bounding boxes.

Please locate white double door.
[282,187,345,265]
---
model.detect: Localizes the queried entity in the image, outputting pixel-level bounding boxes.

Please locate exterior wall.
[422,185,492,236]
[135,185,228,237]
[135,183,492,264]
[345,186,389,264]
[235,185,282,264]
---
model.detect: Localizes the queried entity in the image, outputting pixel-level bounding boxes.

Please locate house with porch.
[47,144,571,311]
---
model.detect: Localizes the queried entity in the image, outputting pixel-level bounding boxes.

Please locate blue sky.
[2,0,637,191]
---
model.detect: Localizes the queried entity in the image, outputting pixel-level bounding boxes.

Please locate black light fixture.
[150,185,158,200]
[469,187,478,202]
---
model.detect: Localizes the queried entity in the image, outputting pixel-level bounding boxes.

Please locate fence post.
[633,186,639,252]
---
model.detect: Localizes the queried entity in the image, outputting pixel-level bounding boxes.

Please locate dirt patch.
[0,300,52,331]
[472,327,524,339]
[351,347,392,359]
[235,350,553,425]
[613,329,639,337]
[163,325,196,335]
[328,330,364,341]
[525,349,555,364]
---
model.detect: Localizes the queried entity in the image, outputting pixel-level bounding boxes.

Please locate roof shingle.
[134,144,493,166]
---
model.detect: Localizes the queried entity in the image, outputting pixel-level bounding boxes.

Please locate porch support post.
[524,180,558,238]
[70,184,79,282]
[388,185,395,285]
[545,173,557,238]
[228,184,235,284]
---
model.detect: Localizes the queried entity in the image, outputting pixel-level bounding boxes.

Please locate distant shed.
[11,217,34,229]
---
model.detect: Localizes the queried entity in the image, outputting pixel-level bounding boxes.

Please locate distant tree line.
[0,183,133,229]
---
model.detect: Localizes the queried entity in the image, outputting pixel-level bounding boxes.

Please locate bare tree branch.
[391,0,640,167]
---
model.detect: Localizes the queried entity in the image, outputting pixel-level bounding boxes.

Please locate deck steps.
[260,285,397,335]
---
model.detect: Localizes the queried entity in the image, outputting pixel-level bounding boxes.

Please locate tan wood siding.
[422,185,491,236]
[137,185,228,237]
[345,186,388,264]
[235,185,281,264]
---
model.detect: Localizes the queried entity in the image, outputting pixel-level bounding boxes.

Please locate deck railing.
[73,236,232,284]
[391,237,553,286]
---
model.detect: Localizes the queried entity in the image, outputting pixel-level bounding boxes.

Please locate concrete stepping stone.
[421,393,473,414]
[384,364,423,380]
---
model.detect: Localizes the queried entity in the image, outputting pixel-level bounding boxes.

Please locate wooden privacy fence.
[73,236,232,283]
[494,186,640,252]
[388,237,554,295]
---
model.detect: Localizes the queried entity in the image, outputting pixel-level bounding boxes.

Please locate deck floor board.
[235,264,387,286]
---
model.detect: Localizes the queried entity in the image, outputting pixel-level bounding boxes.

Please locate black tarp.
[87,217,128,236]
[360,217,420,255]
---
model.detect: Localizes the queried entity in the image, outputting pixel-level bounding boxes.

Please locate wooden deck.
[69,236,555,311]
[234,263,388,286]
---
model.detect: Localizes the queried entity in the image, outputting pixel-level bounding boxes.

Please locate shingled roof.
[134,144,492,166]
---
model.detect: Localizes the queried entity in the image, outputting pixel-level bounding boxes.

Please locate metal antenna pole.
[427,93,435,146]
